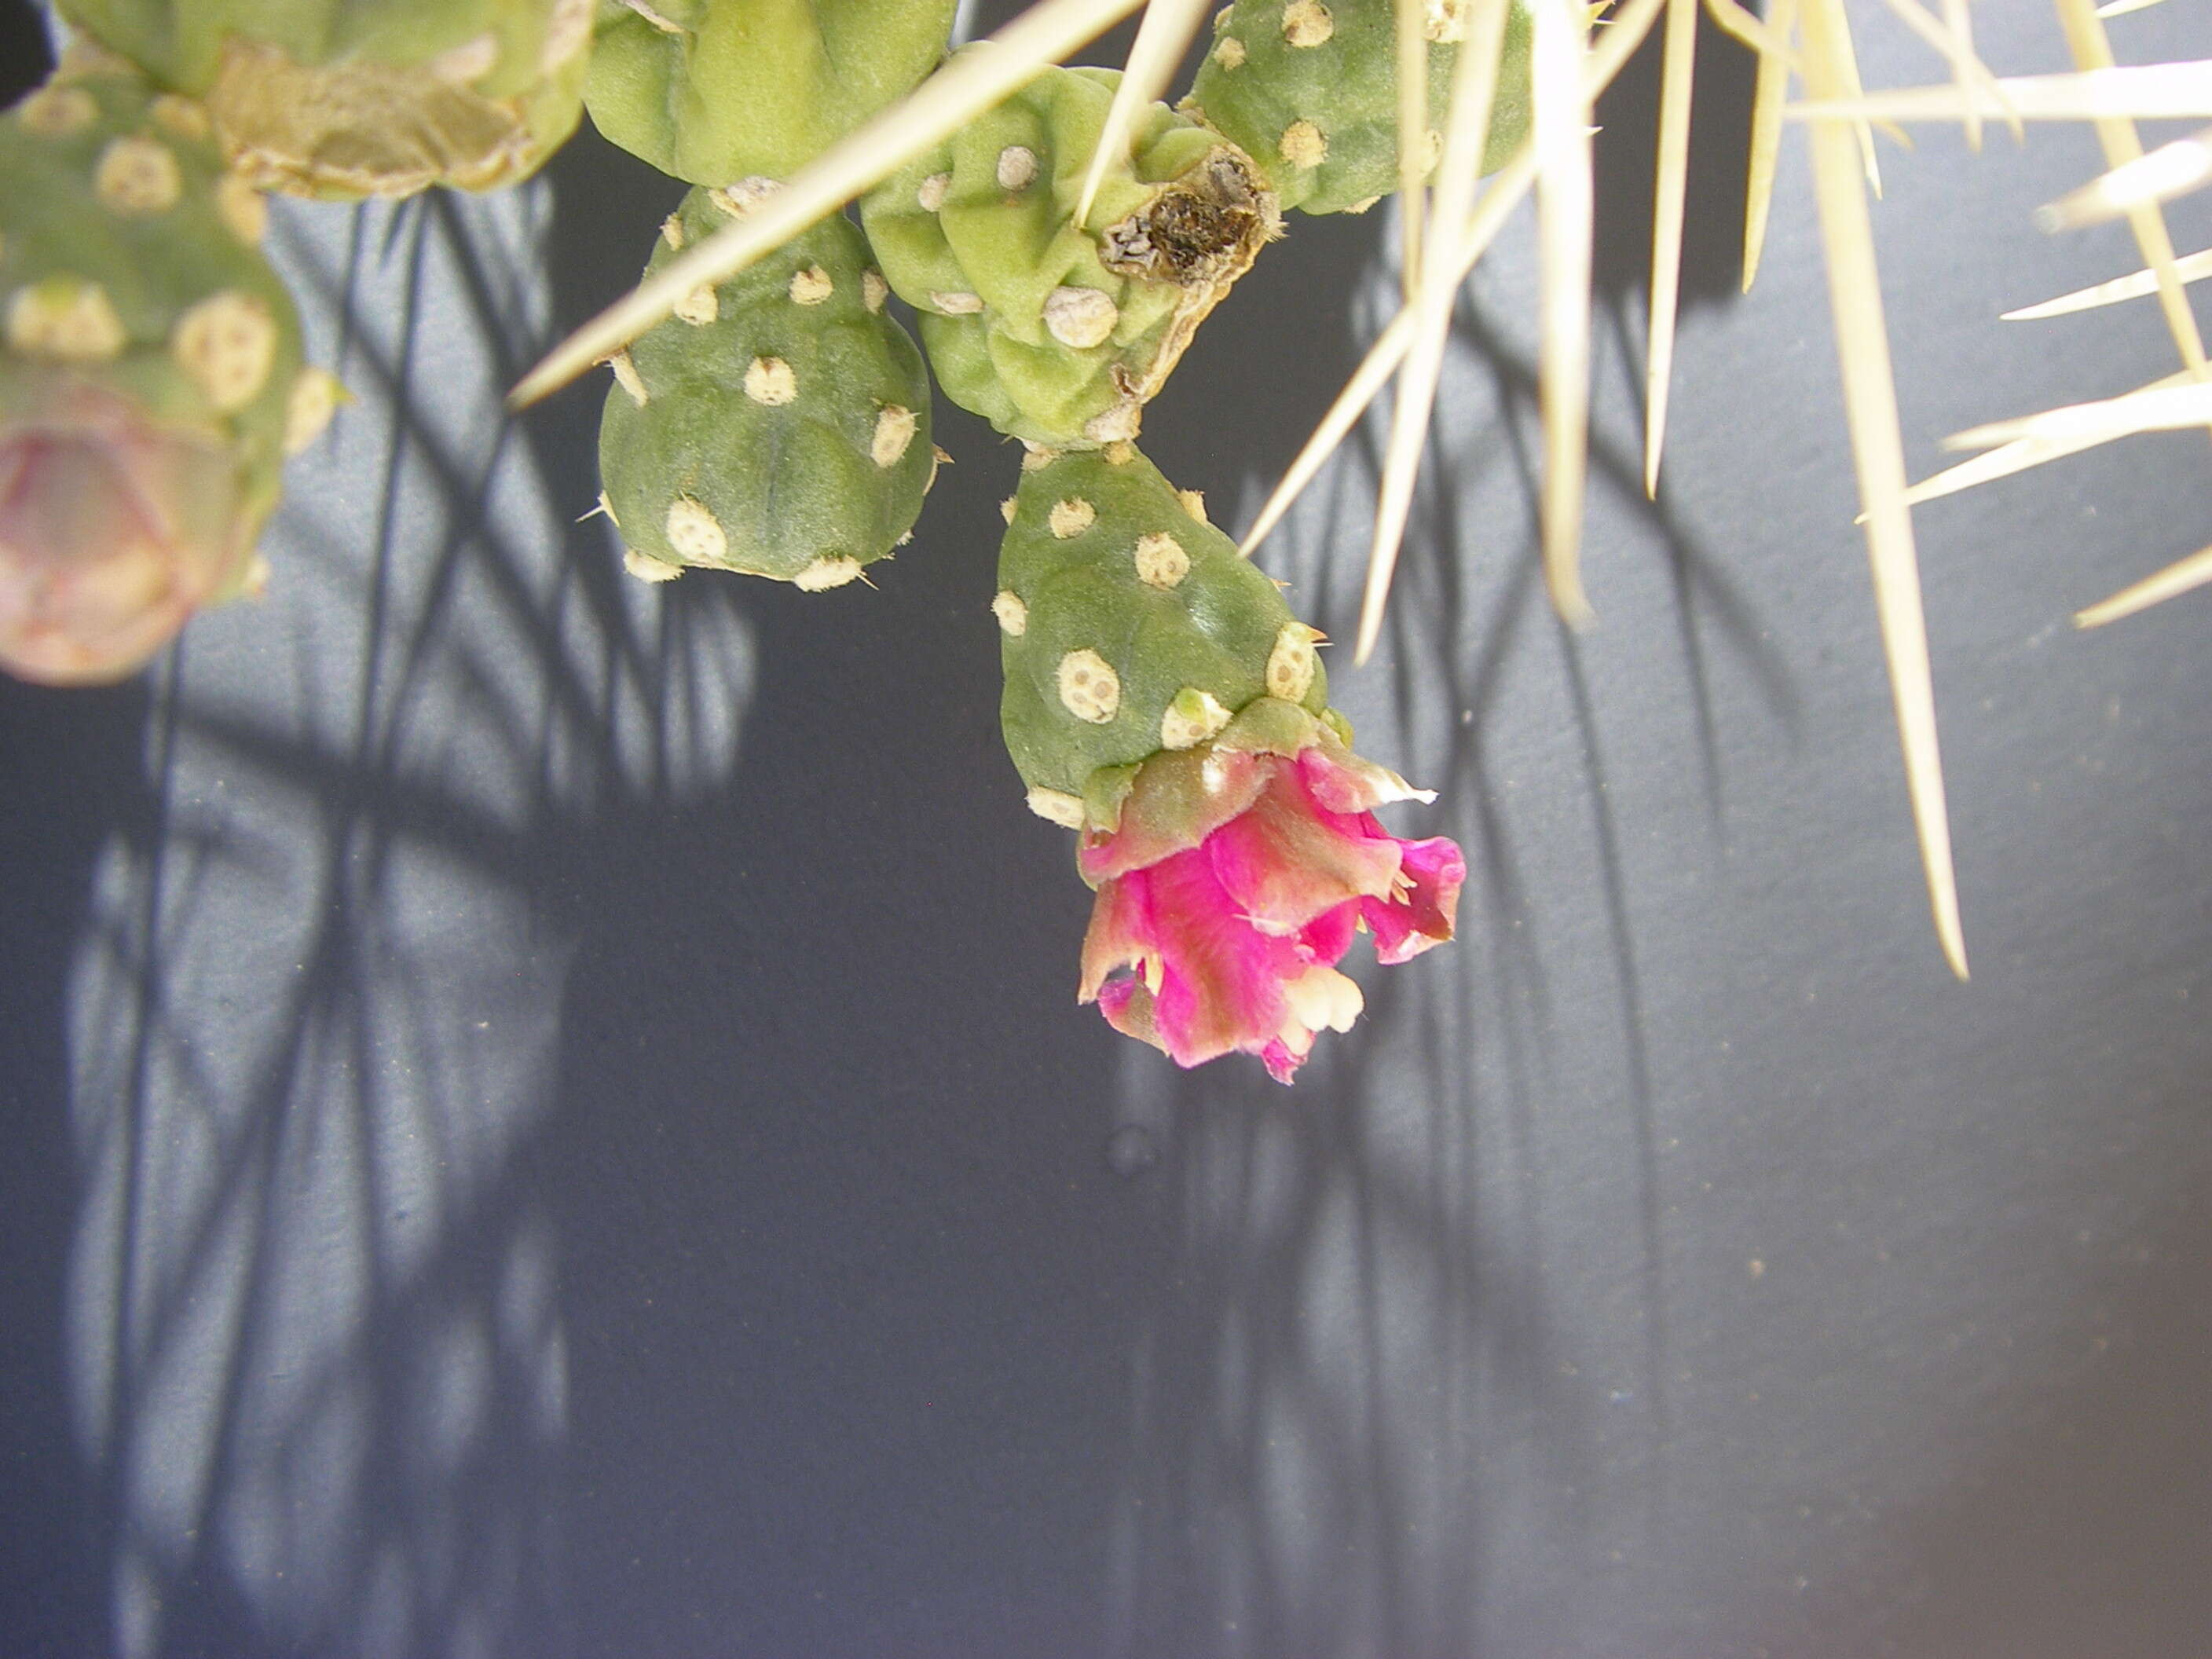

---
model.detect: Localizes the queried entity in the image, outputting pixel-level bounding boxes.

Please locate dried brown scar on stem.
[1099,148,1275,290]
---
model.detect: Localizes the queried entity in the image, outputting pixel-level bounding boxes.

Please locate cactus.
[1186,0,1533,216]
[861,63,1276,449]
[585,0,958,185]
[1,60,319,683]
[597,183,936,590]
[52,0,595,196]
[994,441,1461,1082]
[995,443,1327,813]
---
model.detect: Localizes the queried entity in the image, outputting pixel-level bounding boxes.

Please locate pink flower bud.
[0,386,255,684]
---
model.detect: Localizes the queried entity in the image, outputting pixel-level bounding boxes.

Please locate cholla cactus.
[585,0,958,185]
[996,444,1326,802]
[1,61,320,684]
[861,63,1276,449]
[53,0,595,196]
[597,184,936,589]
[1187,0,1533,215]
[997,444,1462,1081]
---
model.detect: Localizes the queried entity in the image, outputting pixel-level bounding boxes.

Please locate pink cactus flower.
[0,384,258,686]
[1077,735,1466,1084]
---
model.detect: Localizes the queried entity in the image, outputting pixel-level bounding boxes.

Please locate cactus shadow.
[1086,69,1810,1631]
[4,112,1190,1657]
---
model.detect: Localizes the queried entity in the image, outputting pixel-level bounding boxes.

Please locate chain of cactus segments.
[0,0,1539,1079]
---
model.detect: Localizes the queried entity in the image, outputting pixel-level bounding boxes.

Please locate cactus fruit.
[995,443,1463,1082]
[1,61,315,684]
[53,0,595,196]
[861,64,1276,449]
[1186,0,1533,216]
[597,184,935,589]
[585,0,958,186]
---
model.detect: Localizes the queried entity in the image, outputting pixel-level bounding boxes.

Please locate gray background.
[2,2,2209,1654]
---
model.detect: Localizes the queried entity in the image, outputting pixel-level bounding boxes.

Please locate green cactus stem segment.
[1,59,307,682]
[1188,0,1533,216]
[584,0,958,185]
[998,445,1329,809]
[596,185,934,587]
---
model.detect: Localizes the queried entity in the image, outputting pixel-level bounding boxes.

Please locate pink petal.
[1260,1037,1306,1085]
[1078,863,1159,1002]
[1134,848,1309,1069]
[1207,763,1404,933]
[1079,746,1269,883]
[1295,900,1361,967]
[1364,834,1467,964]
[1298,744,1434,815]
[1097,976,1166,1054]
